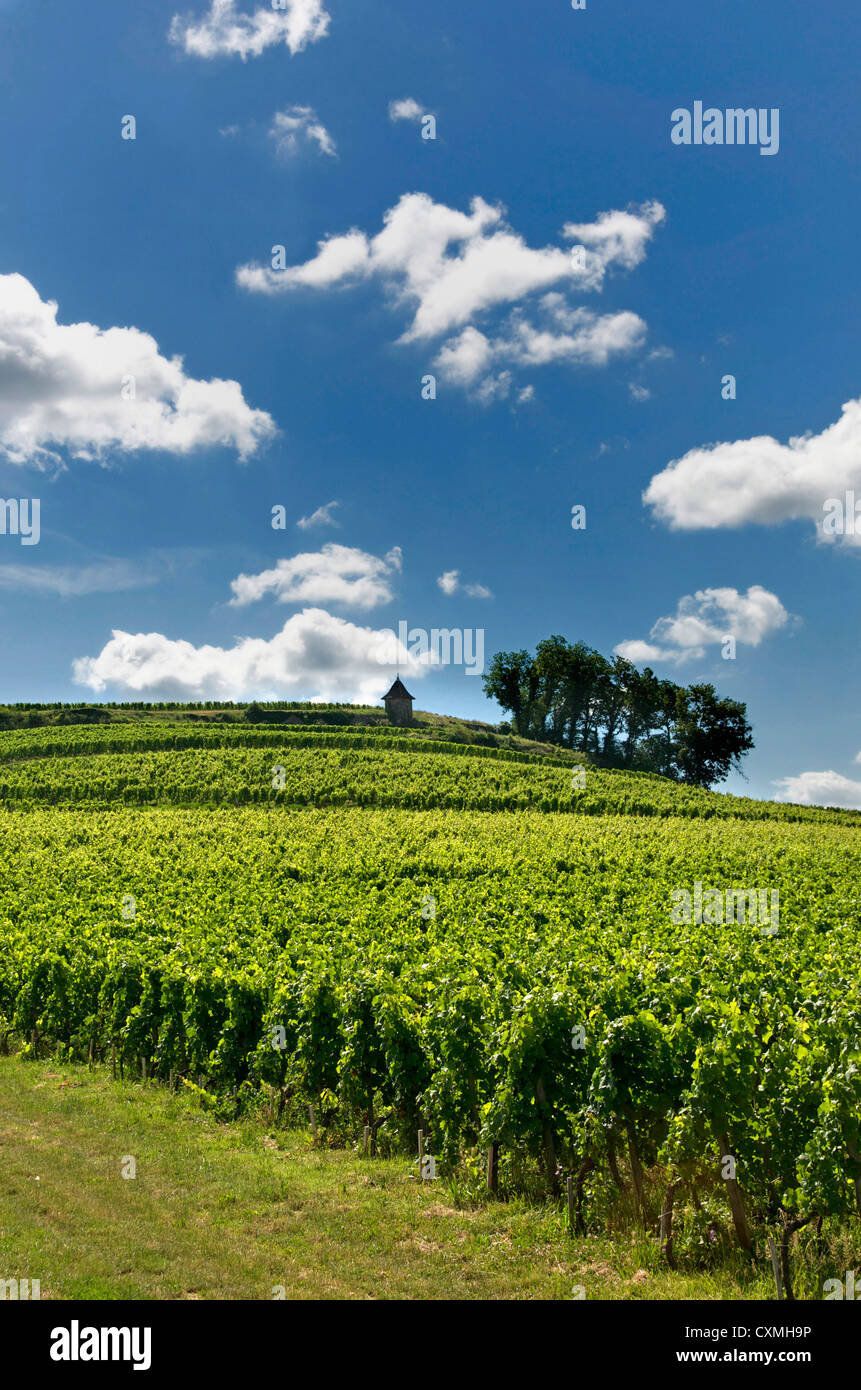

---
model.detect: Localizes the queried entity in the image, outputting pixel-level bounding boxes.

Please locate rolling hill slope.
[0,721,857,823]
[1,716,859,1292]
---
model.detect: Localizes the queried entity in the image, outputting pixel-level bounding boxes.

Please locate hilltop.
[0,698,565,756]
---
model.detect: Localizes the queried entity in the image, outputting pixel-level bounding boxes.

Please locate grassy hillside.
[0,1056,785,1301]
[1,715,859,1301]
[0,698,556,756]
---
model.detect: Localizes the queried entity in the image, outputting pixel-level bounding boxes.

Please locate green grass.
[0,1056,778,1301]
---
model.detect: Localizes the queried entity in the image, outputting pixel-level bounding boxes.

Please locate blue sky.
[0,0,859,805]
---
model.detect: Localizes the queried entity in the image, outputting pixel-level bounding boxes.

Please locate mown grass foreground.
[0,1057,779,1301]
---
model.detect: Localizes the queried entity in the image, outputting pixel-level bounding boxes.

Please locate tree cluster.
[483,636,754,788]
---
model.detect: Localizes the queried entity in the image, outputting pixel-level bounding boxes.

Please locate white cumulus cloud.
[434,299,648,400]
[562,205,667,271]
[169,0,330,60]
[229,543,402,609]
[297,499,339,529]
[235,193,664,395]
[0,273,276,467]
[437,570,459,596]
[73,607,425,703]
[773,769,861,810]
[436,569,492,599]
[614,585,789,665]
[388,98,425,123]
[644,393,861,546]
[269,105,336,158]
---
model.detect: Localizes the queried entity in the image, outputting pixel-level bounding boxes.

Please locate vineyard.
[1,722,860,1294]
[0,723,857,824]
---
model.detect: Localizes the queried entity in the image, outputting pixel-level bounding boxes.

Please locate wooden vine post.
[486,1142,499,1195]
[766,1234,784,1300]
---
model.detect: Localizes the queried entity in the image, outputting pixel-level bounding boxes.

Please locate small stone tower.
[383,676,414,725]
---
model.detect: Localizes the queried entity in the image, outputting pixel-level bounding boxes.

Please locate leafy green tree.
[484,640,754,786]
[482,650,537,738]
[674,684,755,788]
[533,636,572,743]
[564,644,608,752]
[595,655,633,759]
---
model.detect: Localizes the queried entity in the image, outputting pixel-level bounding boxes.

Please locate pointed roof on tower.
[384,677,413,700]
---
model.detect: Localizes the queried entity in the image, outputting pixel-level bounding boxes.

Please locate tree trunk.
[847,1139,861,1220]
[660,1179,683,1267]
[716,1132,753,1252]
[369,1105,390,1157]
[607,1140,627,1192]
[534,1074,559,1196]
[625,1115,648,1228]
[575,1158,595,1235]
[780,1214,813,1302]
